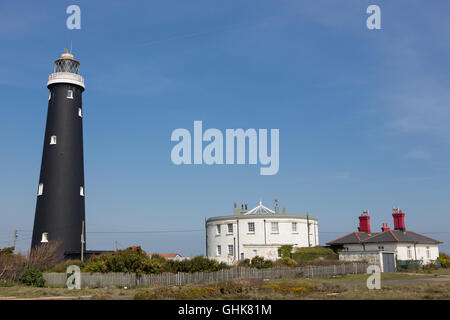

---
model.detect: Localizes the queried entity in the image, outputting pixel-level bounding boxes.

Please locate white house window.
[253,249,258,257]
[37,183,44,196]
[67,90,73,99]
[240,253,244,260]
[50,135,57,145]
[426,247,431,259]
[228,245,234,255]
[278,250,282,258]
[216,225,221,235]
[78,108,82,117]
[271,222,279,233]
[80,186,85,196]
[217,245,221,256]
[248,222,255,233]
[227,224,233,234]
[292,222,297,232]
[378,246,384,251]
[407,246,412,259]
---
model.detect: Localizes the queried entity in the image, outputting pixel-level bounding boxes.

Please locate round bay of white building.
[206,201,319,264]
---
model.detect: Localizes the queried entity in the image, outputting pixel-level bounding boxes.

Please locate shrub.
[314,282,345,293]
[19,267,45,287]
[423,262,439,271]
[260,282,314,295]
[165,256,230,273]
[26,241,63,271]
[278,245,293,258]
[250,256,273,269]
[275,257,298,267]
[82,247,164,274]
[292,246,337,263]
[238,259,251,267]
[437,253,450,268]
[46,259,85,273]
[0,247,15,257]
[0,252,26,282]
[0,242,62,283]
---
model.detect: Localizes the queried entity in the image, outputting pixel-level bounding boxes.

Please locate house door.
[382,253,395,272]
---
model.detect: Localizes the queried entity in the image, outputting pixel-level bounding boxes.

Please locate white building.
[327,209,442,270]
[206,200,319,264]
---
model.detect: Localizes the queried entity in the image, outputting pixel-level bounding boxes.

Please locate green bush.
[238,259,251,267]
[165,256,230,273]
[437,253,450,268]
[46,259,85,273]
[275,257,298,267]
[250,256,273,269]
[292,246,337,263]
[19,267,45,287]
[0,247,15,257]
[278,245,293,258]
[82,247,164,274]
[81,248,229,274]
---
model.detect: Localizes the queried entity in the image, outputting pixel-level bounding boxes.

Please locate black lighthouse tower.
[31,52,86,259]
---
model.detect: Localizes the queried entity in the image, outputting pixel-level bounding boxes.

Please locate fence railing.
[43,263,370,288]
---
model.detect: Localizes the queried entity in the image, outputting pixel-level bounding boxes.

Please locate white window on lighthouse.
[80,186,85,196]
[216,225,221,235]
[78,108,82,117]
[41,232,49,243]
[50,135,57,145]
[67,90,74,99]
[38,183,44,196]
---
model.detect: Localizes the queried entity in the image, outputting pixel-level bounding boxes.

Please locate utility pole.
[81,220,85,262]
[115,240,118,251]
[13,229,18,248]
[306,212,311,247]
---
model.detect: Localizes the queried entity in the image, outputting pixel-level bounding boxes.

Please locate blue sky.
[1,1,450,256]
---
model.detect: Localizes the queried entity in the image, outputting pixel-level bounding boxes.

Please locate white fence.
[43,263,370,288]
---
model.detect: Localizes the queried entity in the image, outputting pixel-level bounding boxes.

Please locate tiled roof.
[363,230,443,244]
[326,230,442,245]
[326,232,380,245]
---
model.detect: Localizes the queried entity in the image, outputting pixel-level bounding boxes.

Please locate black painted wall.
[31,82,86,258]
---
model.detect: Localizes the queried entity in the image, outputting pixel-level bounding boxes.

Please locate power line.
[87,229,204,234]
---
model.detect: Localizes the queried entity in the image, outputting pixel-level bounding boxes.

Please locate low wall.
[43,263,370,288]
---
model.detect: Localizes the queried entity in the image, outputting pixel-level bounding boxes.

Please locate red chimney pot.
[392,208,406,231]
[358,210,371,234]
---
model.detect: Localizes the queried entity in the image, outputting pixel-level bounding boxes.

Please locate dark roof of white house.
[326,230,442,245]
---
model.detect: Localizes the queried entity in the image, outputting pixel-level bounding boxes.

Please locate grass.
[0,284,138,299]
[268,272,436,285]
[305,282,450,300]
[1,272,449,300]
[403,268,450,276]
